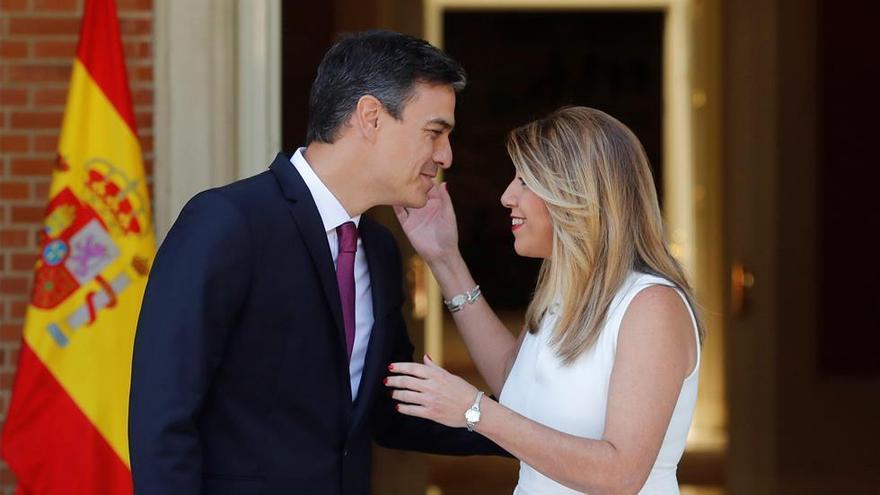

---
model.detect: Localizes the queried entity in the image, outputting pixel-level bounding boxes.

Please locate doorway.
[419,1,725,493]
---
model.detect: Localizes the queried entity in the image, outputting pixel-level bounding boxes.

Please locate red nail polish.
[388,364,394,371]
[395,404,400,411]
[383,377,388,385]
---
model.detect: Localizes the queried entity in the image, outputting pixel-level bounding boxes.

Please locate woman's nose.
[500,180,517,208]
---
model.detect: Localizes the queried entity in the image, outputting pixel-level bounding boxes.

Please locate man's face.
[372,83,456,208]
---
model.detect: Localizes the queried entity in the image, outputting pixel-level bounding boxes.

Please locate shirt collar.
[290,147,361,232]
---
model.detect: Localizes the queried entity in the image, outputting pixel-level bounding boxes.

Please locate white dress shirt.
[291,148,373,400]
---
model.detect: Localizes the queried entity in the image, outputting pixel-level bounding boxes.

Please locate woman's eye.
[518,177,527,187]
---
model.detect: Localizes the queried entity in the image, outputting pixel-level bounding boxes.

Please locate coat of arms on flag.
[33,160,151,348]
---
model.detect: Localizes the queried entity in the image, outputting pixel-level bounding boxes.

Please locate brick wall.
[0,0,153,491]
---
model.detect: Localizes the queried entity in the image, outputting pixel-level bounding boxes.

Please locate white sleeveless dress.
[499,272,701,494]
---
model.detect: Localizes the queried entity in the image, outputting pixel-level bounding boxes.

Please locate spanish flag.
[1,0,154,492]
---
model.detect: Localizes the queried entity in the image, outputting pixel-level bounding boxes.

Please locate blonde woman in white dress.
[385,107,703,494]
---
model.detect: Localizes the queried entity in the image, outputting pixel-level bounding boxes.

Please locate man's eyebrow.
[426,118,454,130]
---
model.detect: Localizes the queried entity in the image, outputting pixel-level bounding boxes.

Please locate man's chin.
[418,192,433,207]
[400,192,429,209]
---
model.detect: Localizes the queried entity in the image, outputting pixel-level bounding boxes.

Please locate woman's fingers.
[423,354,442,369]
[389,362,433,379]
[395,403,429,419]
[385,360,475,429]
[392,205,408,225]
[385,374,426,392]
[426,182,442,200]
[391,389,423,405]
[440,182,455,215]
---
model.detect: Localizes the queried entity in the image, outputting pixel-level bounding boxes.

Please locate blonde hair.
[507,107,703,364]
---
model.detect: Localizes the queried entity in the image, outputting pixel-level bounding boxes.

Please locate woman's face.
[500,170,554,259]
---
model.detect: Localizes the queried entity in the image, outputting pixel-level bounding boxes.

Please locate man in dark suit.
[129,31,503,494]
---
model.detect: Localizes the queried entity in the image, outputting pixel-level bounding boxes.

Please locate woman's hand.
[393,182,459,264]
[385,354,480,429]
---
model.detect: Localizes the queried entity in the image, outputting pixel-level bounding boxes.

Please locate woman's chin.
[514,240,550,260]
[513,240,532,258]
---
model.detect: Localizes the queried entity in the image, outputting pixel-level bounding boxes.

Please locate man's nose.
[434,138,452,169]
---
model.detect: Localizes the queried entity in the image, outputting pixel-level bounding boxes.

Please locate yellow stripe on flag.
[24,60,156,468]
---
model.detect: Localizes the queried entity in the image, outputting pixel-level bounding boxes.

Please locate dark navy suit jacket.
[129,154,504,494]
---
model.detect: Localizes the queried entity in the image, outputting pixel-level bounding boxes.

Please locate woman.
[386,107,703,494]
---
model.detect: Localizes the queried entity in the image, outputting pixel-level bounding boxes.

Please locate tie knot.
[336,221,358,253]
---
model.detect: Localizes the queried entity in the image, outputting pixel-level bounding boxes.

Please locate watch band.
[444,285,481,313]
[466,390,484,432]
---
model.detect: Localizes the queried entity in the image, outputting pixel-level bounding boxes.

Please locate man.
[129,31,502,494]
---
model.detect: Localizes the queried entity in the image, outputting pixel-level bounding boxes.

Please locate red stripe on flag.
[75,0,138,135]
[1,344,133,495]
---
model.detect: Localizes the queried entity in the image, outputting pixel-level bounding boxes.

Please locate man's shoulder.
[216,170,278,202]
[184,171,278,215]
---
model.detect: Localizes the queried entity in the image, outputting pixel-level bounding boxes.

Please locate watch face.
[465,408,480,422]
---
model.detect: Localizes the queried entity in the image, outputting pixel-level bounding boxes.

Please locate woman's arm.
[395,183,521,395]
[387,286,697,494]
[426,253,523,395]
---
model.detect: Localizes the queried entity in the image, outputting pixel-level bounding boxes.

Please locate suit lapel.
[270,152,398,429]
[269,154,349,371]
[348,217,393,430]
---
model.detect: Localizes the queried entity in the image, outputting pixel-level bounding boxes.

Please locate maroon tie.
[336,222,358,361]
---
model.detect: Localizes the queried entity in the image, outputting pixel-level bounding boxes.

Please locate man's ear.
[354,95,382,141]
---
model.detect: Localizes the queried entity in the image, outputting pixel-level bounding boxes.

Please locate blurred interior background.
[1,0,877,493]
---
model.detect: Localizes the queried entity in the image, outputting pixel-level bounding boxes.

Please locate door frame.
[153,0,281,239]
[421,0,726,456]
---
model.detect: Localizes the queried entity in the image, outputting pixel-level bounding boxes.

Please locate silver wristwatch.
[444,285,481,313]
[464,391,484,432]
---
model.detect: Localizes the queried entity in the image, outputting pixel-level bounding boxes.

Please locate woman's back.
[500,271,701,494]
